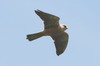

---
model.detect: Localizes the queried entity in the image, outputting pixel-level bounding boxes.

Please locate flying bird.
[26,9,69,56]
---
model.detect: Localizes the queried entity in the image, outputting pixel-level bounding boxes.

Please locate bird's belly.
[43,28,63,36]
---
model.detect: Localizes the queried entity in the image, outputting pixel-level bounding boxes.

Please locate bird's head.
[60,24,68,31]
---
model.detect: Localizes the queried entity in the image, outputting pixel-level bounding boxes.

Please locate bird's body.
[43,24,66,36]
[26,10,69,56]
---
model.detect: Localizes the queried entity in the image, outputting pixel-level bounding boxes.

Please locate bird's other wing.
[35,9,60,29]
[51,32,69,56]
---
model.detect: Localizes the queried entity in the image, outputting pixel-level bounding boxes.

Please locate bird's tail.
[26,32,45,41]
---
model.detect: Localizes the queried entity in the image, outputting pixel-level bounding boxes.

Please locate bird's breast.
[43,27,64,36]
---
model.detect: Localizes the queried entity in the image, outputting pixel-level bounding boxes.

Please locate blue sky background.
[0,0,100,66]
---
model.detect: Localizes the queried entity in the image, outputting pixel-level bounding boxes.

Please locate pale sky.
[0,0,100,66]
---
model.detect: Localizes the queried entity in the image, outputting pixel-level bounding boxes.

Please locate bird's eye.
[63,25,66,28]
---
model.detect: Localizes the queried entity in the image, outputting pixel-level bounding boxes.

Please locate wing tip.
[56,52,63,56]
[34,9,43,13]
[36,9,39,11]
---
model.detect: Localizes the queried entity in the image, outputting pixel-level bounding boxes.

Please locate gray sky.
[0,0,100,66]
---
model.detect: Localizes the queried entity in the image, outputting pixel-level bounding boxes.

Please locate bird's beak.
[66,26,68,29]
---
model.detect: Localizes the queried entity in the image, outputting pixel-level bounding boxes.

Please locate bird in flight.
[26,9,69,56]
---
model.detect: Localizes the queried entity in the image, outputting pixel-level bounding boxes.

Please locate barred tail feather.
[26,32,44,41]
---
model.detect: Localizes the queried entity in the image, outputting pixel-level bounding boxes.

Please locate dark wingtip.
[56,51,64,56]
[34,9,42,13]
[57,53,61,56]
[34,9,43,15]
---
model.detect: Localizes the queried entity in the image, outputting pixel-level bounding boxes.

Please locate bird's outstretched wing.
[51,32,69,56]
[35,9,60,29]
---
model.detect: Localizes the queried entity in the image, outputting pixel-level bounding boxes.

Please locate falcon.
[26,9,69,56]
